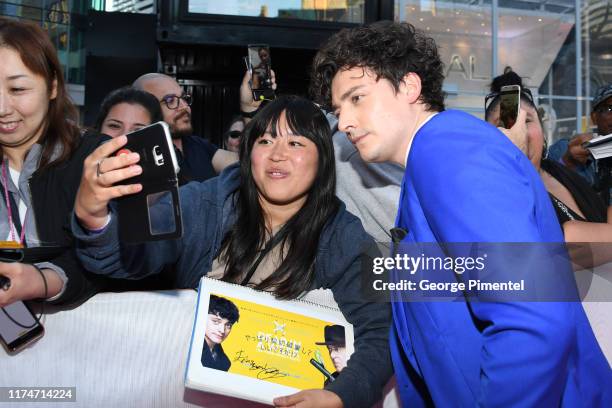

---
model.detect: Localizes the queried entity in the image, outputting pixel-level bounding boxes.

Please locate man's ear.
[399,72,422,104]
[50,78,58,100]
[590,110,598,128]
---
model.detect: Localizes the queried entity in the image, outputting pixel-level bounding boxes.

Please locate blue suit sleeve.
[411,134,575,406]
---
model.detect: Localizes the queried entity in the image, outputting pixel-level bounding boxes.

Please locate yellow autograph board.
[220,294,338,388]
[185,277,354,405]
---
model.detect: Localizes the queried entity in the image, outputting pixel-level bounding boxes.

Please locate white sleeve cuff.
[84,213,112,234]
[35,262,68,302]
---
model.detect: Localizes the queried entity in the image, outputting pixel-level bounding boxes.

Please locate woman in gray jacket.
[72,95,392,408]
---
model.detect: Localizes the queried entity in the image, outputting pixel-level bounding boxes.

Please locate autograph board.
[185,278,354,405]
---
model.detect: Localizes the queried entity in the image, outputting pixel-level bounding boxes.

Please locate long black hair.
[219,95,339,300]
[93,86,163,132]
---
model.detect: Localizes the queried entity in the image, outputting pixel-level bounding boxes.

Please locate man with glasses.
[133,73,237,182]
[591,84,612,137]
[548,84,612,201]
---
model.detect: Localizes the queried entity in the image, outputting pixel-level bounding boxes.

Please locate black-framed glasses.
[160,93,193,110]
[484,88,535,111]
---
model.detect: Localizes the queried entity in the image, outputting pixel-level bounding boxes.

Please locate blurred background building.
[110,0,154,13]
[0,0,610,146]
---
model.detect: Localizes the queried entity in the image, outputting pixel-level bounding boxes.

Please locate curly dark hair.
[310,20,445,112]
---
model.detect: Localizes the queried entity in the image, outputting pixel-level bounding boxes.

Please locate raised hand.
[74,135,143,231]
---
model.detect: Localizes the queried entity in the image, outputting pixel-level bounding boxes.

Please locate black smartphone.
[247,44,275,101]
[499,85,521,129]
[1,300,44,354]
[115,121,182,243]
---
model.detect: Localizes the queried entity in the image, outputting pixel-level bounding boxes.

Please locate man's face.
[331,67,415,166]
[327,345,347,372]
[140,76,192,138]
[592,96,612,136]
[205,313,234,346]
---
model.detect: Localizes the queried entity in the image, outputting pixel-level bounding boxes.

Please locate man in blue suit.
[311,21,611,407]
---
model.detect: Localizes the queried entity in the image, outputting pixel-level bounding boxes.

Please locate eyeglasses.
[227,130,242,139]
[160,93,193,110]
[484,88,535,111]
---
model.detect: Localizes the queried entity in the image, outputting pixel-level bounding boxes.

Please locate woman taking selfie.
[0,18,108,308]
[485,71,611,240]
[486,71,612,269]
[72,95,392,408]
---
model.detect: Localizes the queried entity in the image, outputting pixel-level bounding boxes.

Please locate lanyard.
[240,226,288,286]
[2,159,27,246]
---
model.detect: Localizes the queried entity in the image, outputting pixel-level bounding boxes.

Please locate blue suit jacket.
[392,110,611,407]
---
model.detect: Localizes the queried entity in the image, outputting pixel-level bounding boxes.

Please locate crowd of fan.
[1,16,611,408]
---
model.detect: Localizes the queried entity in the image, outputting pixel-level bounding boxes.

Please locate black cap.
[592,84,612,111]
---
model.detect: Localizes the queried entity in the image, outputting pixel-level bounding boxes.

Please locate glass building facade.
[184,0,610,142]
[0,1,105,88]
[187,0,366,23]
[395,0,612,142]
[3,0,610,140]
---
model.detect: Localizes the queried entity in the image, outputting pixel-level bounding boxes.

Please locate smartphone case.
[247,44,275,101]
[0,246,48,354]
[115,122,182,243]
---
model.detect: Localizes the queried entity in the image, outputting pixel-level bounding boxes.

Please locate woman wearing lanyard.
[72,95,392,408]
[0,18,106,308]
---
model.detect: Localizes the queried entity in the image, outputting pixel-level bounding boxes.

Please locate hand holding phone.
[247,44,275,101]
[499,85,521,129]
[74,135,143,232]
[1,264,44,355]
[75,123,182,243]
[498,108,528,155]
[114,122,182,243]
[239,67,276,116]
[1,300,44,354]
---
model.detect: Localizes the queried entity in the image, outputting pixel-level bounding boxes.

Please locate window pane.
[394,0,586,138]
[188,0,365,23]
[584,0,612,134]
[498,0,577,140]
[395,1,493,117]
